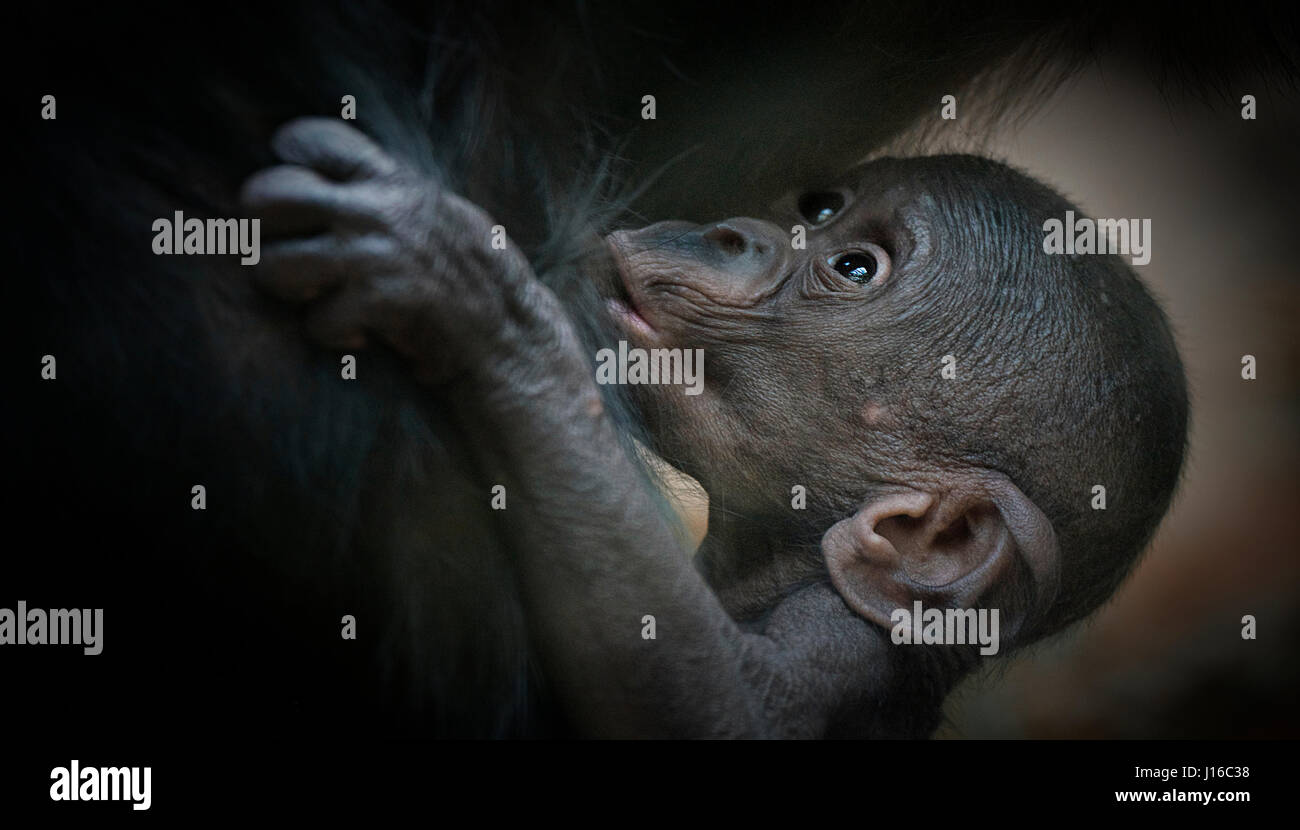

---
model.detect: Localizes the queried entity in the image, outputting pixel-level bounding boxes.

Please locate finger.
[240,165,390,236]
[256,234,398,302]
[271,117,399,181]
[239,165,338,235]
[303,280,458,384]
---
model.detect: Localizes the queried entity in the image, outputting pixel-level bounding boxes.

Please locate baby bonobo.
[240,119,1188,738]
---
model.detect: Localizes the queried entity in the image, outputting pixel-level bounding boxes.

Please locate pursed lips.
[604,234,659,340]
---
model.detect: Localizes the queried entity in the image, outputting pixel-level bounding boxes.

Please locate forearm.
[461,323,779,737]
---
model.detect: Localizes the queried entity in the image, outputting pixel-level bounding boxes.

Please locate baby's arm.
[239,119,879,737]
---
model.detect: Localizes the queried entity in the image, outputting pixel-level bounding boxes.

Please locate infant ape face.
[604,157,958,515]
[606,154,1188,644]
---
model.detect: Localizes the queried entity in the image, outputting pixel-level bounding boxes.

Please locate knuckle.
[271,116,335,152]
[440,191,493,230]
[240,165,320,207]
[238,167,282,206]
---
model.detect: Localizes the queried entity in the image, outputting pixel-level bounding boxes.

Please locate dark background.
[5,2,1297,743]
[929,59,1300,736]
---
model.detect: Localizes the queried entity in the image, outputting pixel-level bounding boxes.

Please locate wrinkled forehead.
[838,157,949,217]
[837,156,1045,257]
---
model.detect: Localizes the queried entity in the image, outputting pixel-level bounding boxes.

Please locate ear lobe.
[822,475,1060,633]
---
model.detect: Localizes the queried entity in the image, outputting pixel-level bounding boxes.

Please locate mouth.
[603,236,658,339]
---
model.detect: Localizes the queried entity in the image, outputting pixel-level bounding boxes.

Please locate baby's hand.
[239,117,567,385]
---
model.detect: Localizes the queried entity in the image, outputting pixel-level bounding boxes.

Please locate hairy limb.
[466,328,882,738]
[241,118,876,737]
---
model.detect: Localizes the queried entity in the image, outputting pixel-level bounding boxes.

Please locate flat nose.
[701,219,772,257]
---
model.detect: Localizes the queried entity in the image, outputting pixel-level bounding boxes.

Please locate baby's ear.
[821,473,1060,633]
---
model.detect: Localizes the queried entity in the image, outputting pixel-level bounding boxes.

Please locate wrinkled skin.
[603,173,920,518]
[239,119,567,386]
[242,118,1061,737]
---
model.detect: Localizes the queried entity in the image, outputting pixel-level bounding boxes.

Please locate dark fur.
[8,1,1293,737]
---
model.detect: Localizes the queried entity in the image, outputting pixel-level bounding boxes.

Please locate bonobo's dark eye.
[798,191,844,225]
[828,251,877,284]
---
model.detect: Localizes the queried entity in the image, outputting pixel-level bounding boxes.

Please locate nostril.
[703,224,748,255]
